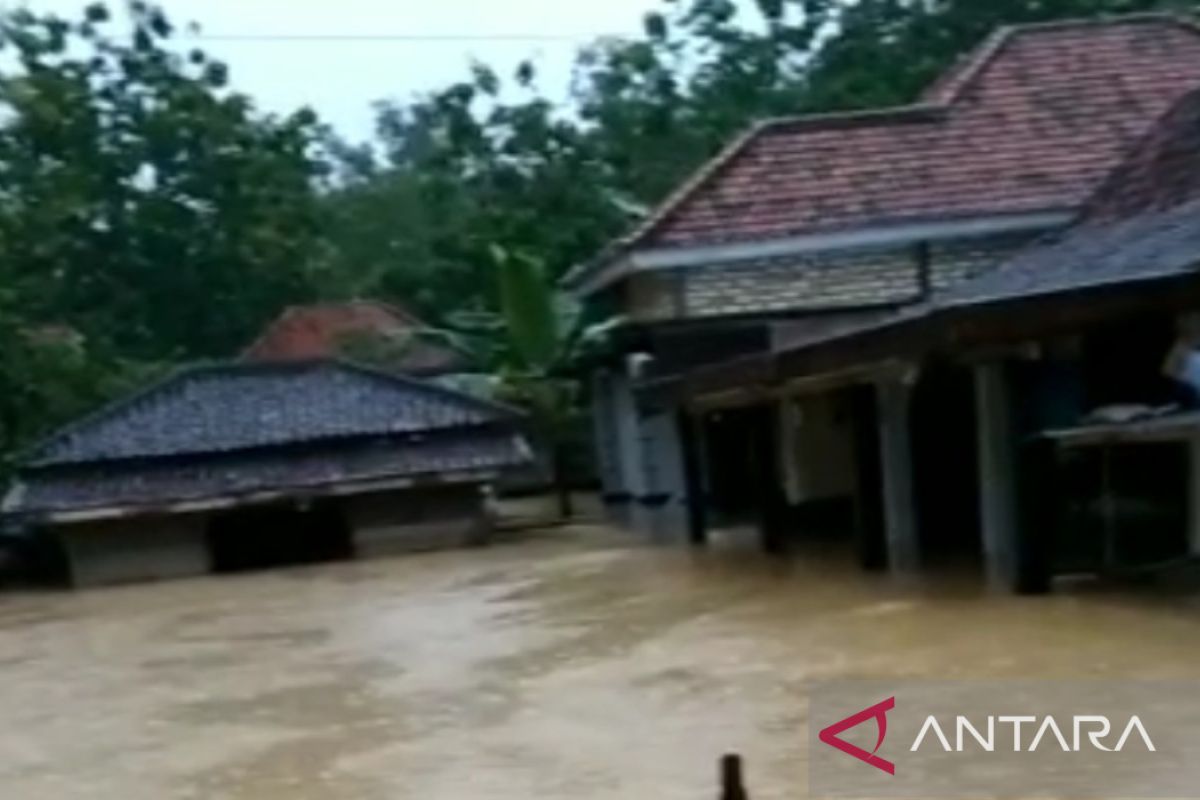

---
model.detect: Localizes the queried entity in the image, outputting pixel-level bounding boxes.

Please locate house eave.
[19,468,504,527]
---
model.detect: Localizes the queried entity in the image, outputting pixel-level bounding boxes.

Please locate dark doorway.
[206,499,352,574]
[910,364,983,568]
[703,405,775,524]
[849,385,888,570]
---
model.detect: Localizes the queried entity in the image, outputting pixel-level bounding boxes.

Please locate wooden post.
[974,361,1019,591]
[876,375,920,574]
[720,754,749,800]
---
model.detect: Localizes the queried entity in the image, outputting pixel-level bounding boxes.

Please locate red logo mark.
[818,696,896,775]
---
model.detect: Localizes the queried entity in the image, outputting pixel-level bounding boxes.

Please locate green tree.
[324,0,1198,330]
[0,2,328,467]
[321,63,629,322]
[0,292,158,476]
[0,1,327,362]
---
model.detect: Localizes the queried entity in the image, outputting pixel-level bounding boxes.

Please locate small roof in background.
[242,300,466,375]
[24,360,522,469]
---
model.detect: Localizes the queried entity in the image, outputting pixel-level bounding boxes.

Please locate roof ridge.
[924,13,1200,105]
[991,11,1200,35]
[239,299,427,359]
[325,358,526,420]
[343,298,424,326]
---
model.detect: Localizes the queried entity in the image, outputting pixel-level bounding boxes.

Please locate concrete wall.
[347,485,490,558]
[778,393,856,505]
[591,369,625,498]
[612,371,648,499]
[58,515,209,588]
[633,411,690,543]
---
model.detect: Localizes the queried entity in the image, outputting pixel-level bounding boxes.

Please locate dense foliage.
[1,0,1195,473]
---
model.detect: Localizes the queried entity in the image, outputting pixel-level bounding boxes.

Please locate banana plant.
[393,246,619,518]
[489,244,620,519]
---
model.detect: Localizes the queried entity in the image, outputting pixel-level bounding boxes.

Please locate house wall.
[623,231,1042,323]
[626,273,678,321]
[778,393,856,505]
[603,231,1047,546]
[685,245,919,317]
[346,484,490,558]
[632,410,690,542]
[57,515,209,588]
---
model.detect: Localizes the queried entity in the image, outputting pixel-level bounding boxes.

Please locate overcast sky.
[15,0,661,141]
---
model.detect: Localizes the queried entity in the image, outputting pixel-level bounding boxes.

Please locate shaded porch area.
[654,279,1200,593]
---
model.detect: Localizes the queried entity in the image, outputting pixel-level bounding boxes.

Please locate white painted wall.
[611,371,648,497]
[590,369,624,496]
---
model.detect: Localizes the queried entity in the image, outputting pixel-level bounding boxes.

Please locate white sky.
[15,0,661,141]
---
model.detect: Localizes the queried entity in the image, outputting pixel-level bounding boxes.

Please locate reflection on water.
[1,524,1200,799]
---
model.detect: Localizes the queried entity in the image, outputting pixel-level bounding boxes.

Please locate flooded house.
[568,15,1200,591]
[1,360,531,587]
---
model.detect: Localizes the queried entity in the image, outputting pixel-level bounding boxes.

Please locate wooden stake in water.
[720,753,749,800]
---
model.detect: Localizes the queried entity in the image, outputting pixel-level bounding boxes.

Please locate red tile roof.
[242,301,465,375]
[624,15,1200,252]
[1081,87,1200,223]
[941,87,1200,307]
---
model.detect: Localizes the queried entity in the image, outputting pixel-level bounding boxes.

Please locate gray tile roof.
[938,198,1200,308]
[26,360,521,468]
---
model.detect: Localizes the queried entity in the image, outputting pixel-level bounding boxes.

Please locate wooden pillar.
[876,375,920,574]
[677,410,708,546]
[974,361,1020,591]
[720,754,749,800]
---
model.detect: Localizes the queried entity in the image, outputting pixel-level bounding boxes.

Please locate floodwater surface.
[2,524,1200,799]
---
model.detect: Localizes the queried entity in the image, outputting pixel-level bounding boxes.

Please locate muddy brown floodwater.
[3,524,1200,799]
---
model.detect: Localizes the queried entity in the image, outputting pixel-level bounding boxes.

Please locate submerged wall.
[347,484,491,558]
[58,515,209,588]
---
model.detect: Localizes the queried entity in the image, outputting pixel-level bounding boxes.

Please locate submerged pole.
[719,753,749,800]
